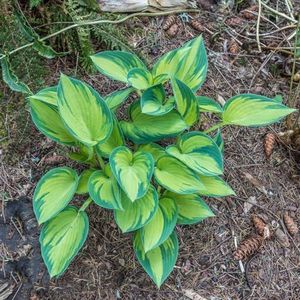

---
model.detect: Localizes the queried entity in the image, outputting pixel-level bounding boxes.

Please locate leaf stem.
[79,197,93,212]
[97,154,106,170]
[204,123,224,134]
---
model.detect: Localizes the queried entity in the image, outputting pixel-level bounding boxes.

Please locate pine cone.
[264,132,276,159]
[233,235,264,260]
[166,23,179,38]
[190,19,205,32]
[229,39,240,54]
[283,212,298,236]
[252,215,271,239]
[163,15,177,31]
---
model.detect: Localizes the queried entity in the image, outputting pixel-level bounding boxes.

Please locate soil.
[1,1,300,299]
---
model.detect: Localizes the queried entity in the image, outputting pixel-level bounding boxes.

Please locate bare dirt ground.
[1,1,300,299]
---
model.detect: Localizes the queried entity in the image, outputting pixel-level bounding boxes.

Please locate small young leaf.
[141,197,178,252]
[120,101,187,144]
[172,78,199,126]
[197,96,223,113]
[91,51,147,83]
[153,36,208,92]
[141,84,175,116]
[127,67,153,90]
[76,169,96,195]
[114,185,158,232]
[95,115,124,158]
[110,146,154,201]
[33,167,79,224]
[222,94,296,127]
[58,74,113,146]
[88,169,123,210]
[105,87,134,111]
[134,230,179,288]
[213,129,224,154]
[1,57,31,94]
[166,132,223,176]
[40,206,89,277]
[138,143,165,162]
[154,155,204,194]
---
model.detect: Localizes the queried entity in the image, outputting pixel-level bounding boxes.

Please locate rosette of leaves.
[29,36,296,287]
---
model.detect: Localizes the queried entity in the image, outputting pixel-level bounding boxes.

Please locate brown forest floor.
[1,1,300,299]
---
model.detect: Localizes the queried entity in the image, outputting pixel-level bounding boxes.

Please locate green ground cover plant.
[29,35,296,287]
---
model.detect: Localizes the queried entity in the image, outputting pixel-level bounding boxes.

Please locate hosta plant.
[29,35,295,287]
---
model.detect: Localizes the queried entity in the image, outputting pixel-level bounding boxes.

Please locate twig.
[284,0,294,20]
[256,0,262,52]
[261,1,296,23]
[0,9,201,61]
[233,229,245,273]
[287,15,300,128]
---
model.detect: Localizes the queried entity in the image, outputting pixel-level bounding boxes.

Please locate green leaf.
[30,98,76,145]
[134,230,178,288]
[95,115,124,158]
[114,185,158,233]
[127,67,153,90]
[165,192,215,225]
[273,95,283,103]
[172,78,199,126]
[198,175,235,197]
[222,94,296,127]
[1,57,31,94]
[105,87,134,111]
[140,197,178,252]
[33,167,79,224]
[91,51,147,83]
[57,74,113,146]
[141,84,175,116]
[76,169,96,195]
[110,146,154,201]
[166,132,223,176]
[120,101,188,144]
[153,36,208,91]
[88,168,123,210]
[213,130,224,154]
[154,155,204,194]
[32,40,59,59]
[68,144,94,164]
[197,96,223,113]
[40,206,89,278]
[138,143,165,162]
[29,86,57,106]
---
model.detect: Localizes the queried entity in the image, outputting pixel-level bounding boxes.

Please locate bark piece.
[233,235,264,260]
[275,228,290,247]
[283,212,298,236]
[98,0,196,12]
